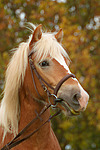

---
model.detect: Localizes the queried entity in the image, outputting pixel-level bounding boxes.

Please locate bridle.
[28,52,75,106]
[1,52,75,150]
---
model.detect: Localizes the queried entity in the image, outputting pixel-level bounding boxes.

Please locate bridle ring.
[51,94,57,99]
[48,94,58,107]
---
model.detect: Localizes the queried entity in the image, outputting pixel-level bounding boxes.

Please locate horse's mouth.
[56,98,80,116]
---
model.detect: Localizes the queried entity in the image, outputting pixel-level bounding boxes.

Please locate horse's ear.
[29,24,42,47]
[55,29,63,43]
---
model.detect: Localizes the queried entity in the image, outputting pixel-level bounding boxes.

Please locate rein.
[1,53,75,150]
[1,103,61,150]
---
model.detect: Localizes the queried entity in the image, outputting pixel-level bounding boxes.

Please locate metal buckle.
[44,86,47,92]
[29,58,33,63]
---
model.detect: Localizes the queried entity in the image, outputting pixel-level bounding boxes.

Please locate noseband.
[28,53,76,106]
[1,52,76,150]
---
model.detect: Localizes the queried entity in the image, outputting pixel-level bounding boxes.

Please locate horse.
[0,24,89,150]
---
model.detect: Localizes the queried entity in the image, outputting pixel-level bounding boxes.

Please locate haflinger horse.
[0,24,89,150]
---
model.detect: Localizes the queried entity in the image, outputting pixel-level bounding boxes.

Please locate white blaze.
[55,56,89,109]
[54,55,71,74]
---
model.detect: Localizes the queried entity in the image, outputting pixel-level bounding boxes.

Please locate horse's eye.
[39,60,49,67]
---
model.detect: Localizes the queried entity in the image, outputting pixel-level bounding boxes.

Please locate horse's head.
[25,24,89,116]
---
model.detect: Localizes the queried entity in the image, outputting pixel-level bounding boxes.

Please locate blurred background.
[0,0,100,149]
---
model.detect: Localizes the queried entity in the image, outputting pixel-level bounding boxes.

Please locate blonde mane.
[0,42,29,139]
[0,23,70,139]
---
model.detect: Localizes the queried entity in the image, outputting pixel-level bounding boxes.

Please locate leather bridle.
[1,52,75,150]
[28,52,76,106]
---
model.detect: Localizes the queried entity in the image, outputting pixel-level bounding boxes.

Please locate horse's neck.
[0,88,61,150]
[17,88,61,150]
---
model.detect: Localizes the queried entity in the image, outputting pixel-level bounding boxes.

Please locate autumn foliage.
[0,0,100,149]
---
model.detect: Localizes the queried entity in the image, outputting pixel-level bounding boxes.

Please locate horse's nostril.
[73,93,81,103]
